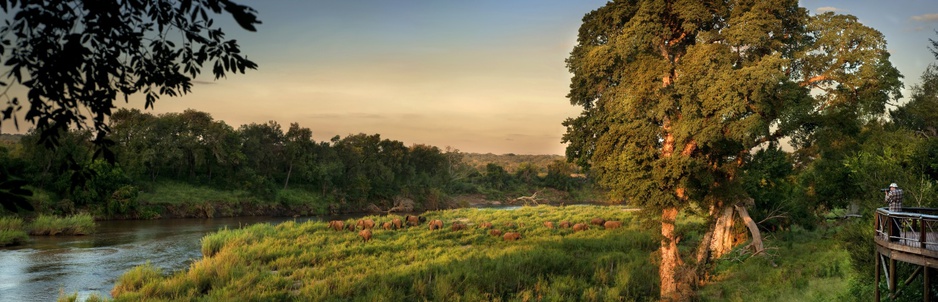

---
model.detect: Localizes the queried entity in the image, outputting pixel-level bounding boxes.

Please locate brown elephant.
[406,215,426,226]
[382,222,393,230]
[345,223,356,231]
[478,222,493,229]
[327,220,345,231]
[573,223,589,232]
[543,221,555,229]
[603,221,622,229]
[391,218,403,229]
[428,219,444,231]
[490,229,503,237]
[451,222,467,231]
[559,221,571,228]
[503,232,522,241]
[357,219,376,230]
[590,217,606,226]
[358,229,372,242]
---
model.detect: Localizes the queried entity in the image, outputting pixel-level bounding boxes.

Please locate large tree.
[563,1,900,299]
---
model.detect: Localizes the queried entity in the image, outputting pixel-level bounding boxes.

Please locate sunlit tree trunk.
[660,206,683,300]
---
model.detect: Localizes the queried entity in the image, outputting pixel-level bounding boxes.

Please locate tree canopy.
[0,0,260,157]
[563,0,901,299]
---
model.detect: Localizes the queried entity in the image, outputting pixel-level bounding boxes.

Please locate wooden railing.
[874,207,938,254]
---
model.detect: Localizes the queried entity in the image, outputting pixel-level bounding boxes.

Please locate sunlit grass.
[697,226,853,301]
[28,213,96,236]
[112,205,659,301]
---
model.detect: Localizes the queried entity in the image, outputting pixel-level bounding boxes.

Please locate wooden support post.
[922,219,928,249]
[926,266,930,302]
[873,251,883,302]
[890,257,897,301]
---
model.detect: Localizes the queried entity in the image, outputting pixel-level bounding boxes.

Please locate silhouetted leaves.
[0,0,259,163]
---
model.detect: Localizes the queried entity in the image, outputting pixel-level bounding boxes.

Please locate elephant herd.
[327,215,624,243]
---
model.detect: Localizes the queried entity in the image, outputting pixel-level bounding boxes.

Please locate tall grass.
[136,181,256,205]
[28,213,96,235]
[696,225,854,301]
[0,216,28,246]
[113,205,660,301]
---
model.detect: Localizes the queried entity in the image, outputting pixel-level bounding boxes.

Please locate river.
[0,216,325,302]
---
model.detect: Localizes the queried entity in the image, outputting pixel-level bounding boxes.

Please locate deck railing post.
[922,218,928,249]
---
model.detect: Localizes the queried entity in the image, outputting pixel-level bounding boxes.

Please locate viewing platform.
[874,207,938,301]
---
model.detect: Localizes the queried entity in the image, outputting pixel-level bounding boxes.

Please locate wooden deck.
[874,207,938,301]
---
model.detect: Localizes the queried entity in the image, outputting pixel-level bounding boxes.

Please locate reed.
[28,213,96,236]
[0,216,28,246]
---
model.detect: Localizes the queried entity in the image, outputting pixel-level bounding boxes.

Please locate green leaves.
[0,170,33,213]
[0,0,260,162]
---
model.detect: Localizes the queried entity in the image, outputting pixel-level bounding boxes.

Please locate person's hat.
[890,183,898,188]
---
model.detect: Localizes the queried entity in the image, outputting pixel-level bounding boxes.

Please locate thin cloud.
[911,13,938,22]
[816,6,843,13]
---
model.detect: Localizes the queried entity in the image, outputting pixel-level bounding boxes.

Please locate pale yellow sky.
[3,1,937,155]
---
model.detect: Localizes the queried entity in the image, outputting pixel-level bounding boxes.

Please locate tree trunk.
[734,204,765,255]
[660,206,683,301]
[710,205,737,259]
[284,161,293,190]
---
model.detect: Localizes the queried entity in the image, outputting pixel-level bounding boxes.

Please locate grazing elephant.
[478,222,493,229]
[391,218,403,229]
[590,217,606,226]
[451,222,467,231]
[503,232,521,241]
[490,229,503,237]
[573,223,589,232]
[327,220,345,231]
[382,222,393,230]
[346,223,356,231]
[358,229,372,242]
[543,221,555,229]
[603,221,622,229]
[559,221,571,228]
[357,219,376,230]
[429,219,444,231]
[406,215,426,226]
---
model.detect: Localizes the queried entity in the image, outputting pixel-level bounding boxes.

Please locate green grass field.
[104,205,854,301]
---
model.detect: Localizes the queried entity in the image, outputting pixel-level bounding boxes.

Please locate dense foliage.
[0,109,590,218]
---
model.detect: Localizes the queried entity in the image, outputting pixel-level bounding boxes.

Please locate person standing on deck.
[886,183,903,242]
[886,183,903,212]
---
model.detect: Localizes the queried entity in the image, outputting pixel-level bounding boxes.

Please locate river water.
[0,216,324,302]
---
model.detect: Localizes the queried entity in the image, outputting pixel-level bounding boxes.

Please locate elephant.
[345,222,356,231]
[358,229,372,242]
[573,223,589,232]
[559,221,571,228]
[603,221,622,229]
[429,219,444,231]
[490,229,503,237]
[327,220,345,231]
[451,222,467,231]
[357,219,376,230]
[382,222,393,230]
[406,215,426,226]
[391,218,403,229]
[543,221,555,229]
[503,232,522,241]
[478,222,493,229]
[590,217,606,226]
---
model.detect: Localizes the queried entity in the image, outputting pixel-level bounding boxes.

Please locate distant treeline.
[0,109,591,217]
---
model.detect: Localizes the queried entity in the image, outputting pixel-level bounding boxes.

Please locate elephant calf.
[590,217,606,226]
[382,222,393,230]
[451,222,467,231]
[573,223,589,232]
[559,221,571,229]
[406,215,426,226]
[490,229,503,237]
[391,218,403,229]
[543,221,555,229]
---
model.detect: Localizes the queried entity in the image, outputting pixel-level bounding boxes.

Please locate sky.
[4,1,938,155]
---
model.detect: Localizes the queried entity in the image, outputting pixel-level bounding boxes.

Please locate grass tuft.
[28,213,96,236]
[0,216,28,246]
